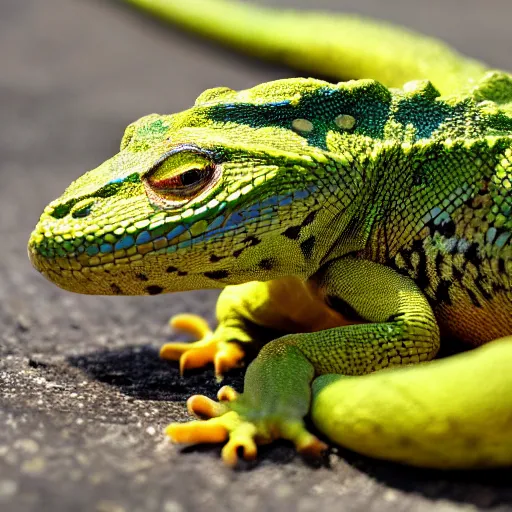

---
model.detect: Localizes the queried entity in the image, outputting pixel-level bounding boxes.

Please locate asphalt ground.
[1,0,512,510]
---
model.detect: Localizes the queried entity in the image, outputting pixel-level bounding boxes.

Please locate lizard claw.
[160,314,245,379]
[217,385,239,402]
[213,344,245,380]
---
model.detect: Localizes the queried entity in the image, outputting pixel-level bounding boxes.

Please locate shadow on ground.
[66,345,512,509]
[67,345,245,402]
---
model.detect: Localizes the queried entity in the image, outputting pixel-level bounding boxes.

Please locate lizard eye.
[143,148,219,208]
[150,167,206,193]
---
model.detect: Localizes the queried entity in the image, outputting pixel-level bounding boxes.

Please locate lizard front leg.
[159,285,257,379]
[160,276,349,378]
[166,257,441,464]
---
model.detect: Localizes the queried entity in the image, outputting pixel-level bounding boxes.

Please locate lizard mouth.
[27,241,114,295]
[27,222,229,296]
[27,242,193,296]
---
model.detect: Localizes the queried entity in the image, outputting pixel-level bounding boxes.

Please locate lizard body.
[28,0,512,468]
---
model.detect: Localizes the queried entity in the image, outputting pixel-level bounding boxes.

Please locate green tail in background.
[124,0,487,95]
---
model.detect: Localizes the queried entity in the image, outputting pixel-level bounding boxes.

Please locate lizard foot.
[165,386,328,466]
[160,314,245,379]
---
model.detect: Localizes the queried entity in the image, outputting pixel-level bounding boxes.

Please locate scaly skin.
[28,0,512,468]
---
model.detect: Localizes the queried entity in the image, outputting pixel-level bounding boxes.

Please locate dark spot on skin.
[434,252,443,275]
[477,177,490,195]
[436,220,456,238]
[177,271,188,276]
[492,280,506,295]
[300,236,316,259]
[326,295,362,322]
[452,266,464,282]
[411,240,429,291]
[446,239,458,255]
[258,258,273,271]
[464,243,480,266]
[242,236,261,247]
[436,279,452,305]
[166,266,178,273]
[146,285,163,295]
[135,273,149,281]
[397,436,413,448]
[233,236,262,258]
[412,173,425,186]
[424,287,436,301]
[283,225,301,240]
[301,210,317,227]
[111,284,122,294]
[369,422,383,434]
[474,277,493,301]
[399,250,411,270]
[210,254,224,263]
[204,270,229,280]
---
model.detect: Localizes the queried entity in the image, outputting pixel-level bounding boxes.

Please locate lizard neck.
[212,152,372,284]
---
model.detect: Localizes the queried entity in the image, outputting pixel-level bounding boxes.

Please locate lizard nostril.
[71,200,94,219]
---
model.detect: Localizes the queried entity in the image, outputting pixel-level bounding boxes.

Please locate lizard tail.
[312,337,512,469]
[122,0,488,96]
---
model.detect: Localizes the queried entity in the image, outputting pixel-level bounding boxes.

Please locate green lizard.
[28,0,512,469]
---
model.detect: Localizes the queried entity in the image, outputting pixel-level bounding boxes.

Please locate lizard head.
[28,78,388,295]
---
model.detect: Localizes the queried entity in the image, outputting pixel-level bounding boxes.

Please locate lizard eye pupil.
[180,169,202,186]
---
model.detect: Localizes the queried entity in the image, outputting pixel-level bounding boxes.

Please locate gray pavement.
[1,0,512,510]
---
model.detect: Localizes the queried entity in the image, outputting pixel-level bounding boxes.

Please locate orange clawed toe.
[159,313,245,378]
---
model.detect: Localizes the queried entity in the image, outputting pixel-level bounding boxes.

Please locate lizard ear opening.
[143,147,220,209]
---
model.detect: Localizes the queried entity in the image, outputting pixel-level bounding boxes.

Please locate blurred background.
[1,1,512,511]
